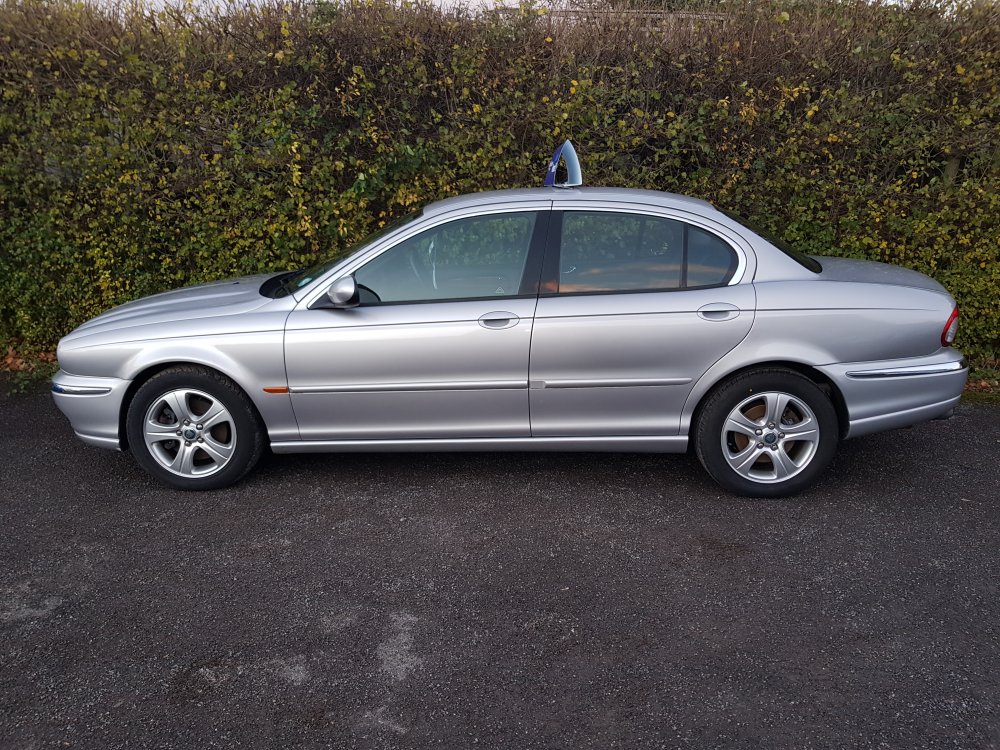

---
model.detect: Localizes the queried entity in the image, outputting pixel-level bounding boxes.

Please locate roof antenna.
[544,140,583,188]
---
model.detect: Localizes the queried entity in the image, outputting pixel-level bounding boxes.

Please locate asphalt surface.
[1,385,998,750]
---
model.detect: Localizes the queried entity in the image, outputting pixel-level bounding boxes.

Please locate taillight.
[941,307,959,347]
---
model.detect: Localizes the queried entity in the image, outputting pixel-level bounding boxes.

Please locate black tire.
[125,366,266,491]
[694,368,839,498]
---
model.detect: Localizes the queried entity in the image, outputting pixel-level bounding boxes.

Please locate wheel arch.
[118,361,267,452]
[686,360,849,443]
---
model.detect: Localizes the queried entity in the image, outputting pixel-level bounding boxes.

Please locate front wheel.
[126,366,266,490]
[694,369,839,498]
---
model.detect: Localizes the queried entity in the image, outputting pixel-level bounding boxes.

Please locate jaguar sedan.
[52,181,967,497]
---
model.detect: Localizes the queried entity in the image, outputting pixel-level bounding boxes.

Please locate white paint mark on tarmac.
[359,705,408,736]
[267,655,311,686]
[0,586,63,623]
[377,612,423,682]
[319,609,358,633]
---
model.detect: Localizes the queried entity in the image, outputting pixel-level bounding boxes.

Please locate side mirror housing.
[326,276,359,309]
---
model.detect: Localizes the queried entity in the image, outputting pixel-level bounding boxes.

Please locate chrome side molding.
[846,359,966,379]
[530,377,693,389]
[289,380,526,394]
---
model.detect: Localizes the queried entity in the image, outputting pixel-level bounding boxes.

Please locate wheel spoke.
[764,392,791,426]
[725,442,762,476]
[199,435,234,464]
[725,411,761,439]
[198,401,229,430]
[144,419,179,447]
[163,390,195,424]
[169,442,197,475]
[771,448,796,480]
[781,421,818,443]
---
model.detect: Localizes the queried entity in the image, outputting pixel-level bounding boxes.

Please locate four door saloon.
[52,151,967,497]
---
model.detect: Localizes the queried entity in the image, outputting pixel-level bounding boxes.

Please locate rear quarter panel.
[744,280,954,363]
[679,278,957,432]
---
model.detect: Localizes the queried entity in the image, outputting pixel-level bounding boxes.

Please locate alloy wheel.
[142,388,237,478]
[720,391,820,484]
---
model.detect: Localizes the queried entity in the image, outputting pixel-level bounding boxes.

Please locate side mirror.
[326,276,359,309]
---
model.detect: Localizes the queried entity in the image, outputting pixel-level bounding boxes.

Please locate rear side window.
[555,211,737,294]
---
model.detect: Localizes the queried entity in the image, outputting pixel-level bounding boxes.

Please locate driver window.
[354,212,537,304]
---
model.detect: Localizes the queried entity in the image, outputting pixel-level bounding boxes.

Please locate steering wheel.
[429,238,437,290]
[407,250,426,287]
[407,238,438,291]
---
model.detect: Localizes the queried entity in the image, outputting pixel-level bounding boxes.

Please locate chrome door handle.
[697,303,741,321]
[478,312,519,330]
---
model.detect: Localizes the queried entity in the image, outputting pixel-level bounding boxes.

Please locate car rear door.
[529,205,756,437]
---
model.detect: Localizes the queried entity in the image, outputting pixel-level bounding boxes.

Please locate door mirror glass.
[326,276,359,308]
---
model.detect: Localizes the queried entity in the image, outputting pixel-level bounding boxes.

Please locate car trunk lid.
[813,256,948,295]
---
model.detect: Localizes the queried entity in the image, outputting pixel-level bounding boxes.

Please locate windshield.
[267,210,424,298]
[720,209,823,273]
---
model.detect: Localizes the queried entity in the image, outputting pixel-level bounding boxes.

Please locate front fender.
[116,332,299,443]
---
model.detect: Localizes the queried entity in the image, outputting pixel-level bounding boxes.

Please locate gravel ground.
[1,386,998,750]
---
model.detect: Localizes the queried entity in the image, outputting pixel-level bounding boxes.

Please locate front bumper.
[51,370,131,450]
[819,351,968,439]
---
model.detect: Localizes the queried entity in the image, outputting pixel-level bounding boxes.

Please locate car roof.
[421,186,717,217]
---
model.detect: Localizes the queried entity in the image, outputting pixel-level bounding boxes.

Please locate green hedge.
[1,0,997,364]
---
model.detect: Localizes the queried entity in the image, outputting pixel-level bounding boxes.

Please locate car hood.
[814,256,948,295]
[62,273,280,346]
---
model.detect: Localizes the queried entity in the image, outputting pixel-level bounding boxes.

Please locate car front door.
[284,207,549,441]
[529,206,756,437]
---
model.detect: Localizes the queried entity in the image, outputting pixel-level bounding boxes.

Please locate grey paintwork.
[285,296,538,440]
[52,186,967,462]
[529,283,756,437]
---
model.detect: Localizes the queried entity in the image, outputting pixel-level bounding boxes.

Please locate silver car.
[51,183,967,497]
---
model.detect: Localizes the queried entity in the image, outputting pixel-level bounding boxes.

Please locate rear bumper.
[51,370,129,450]
[820,351,968,439]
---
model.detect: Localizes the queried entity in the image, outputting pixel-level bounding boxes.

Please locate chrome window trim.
[296,201,554,309]
[846,359,967,379]
[550,201,752,286]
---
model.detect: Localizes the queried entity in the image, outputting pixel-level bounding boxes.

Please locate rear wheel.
[694,369,839,497]
[126,366,265,490]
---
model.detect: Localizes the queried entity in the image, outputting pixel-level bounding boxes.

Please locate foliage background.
[0,0,997,366]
